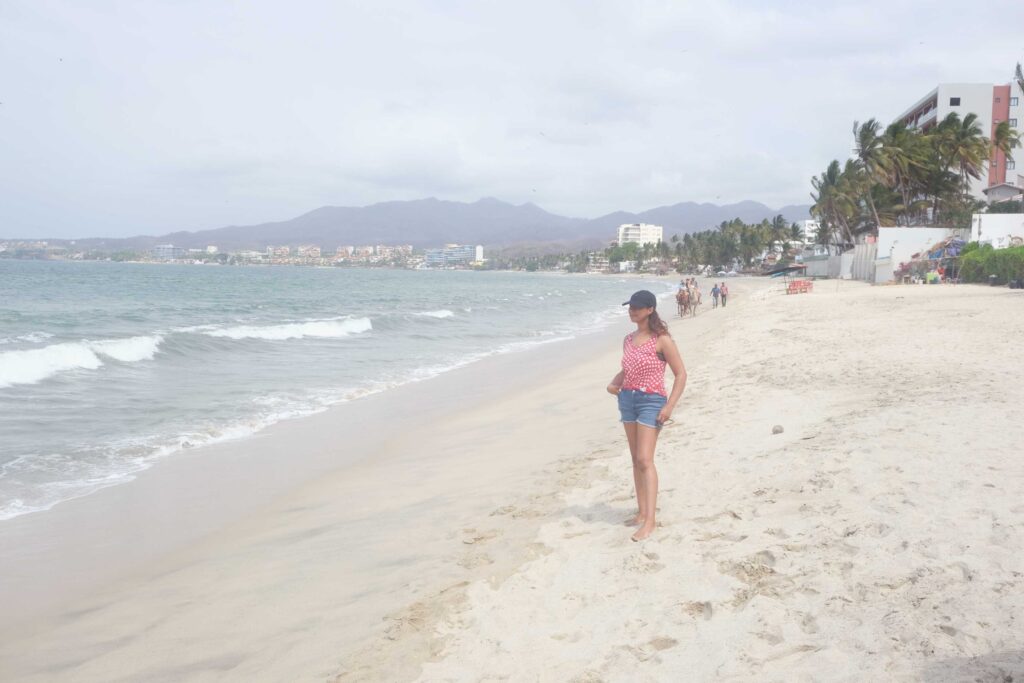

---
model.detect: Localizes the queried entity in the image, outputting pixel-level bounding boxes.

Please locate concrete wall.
[839,251,854,279]
[971,213,1024,248]
[803,254,840,278]
[849,243,878,281]
[873,256,894,284]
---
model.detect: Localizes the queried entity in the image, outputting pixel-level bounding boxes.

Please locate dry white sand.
[396,280,1024,682]
[3,279,1023,682]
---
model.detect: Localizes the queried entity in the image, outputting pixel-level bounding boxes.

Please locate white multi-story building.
[617,223,663,246]
[152,244,185,259]
[797,219,820,241]
[423,244,482,267]
[587,252,610,272]
[896,82,1024,200]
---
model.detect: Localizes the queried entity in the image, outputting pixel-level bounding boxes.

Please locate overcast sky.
[3,1,1024,239]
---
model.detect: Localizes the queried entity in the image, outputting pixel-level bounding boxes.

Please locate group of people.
[675,278,733,316]
[710,282,729,309]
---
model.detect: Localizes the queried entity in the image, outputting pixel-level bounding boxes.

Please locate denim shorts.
[618,389,667,428]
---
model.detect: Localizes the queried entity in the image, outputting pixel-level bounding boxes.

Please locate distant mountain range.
[33,197,812,252]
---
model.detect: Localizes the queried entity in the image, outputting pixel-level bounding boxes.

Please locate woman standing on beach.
[607,290,687,541]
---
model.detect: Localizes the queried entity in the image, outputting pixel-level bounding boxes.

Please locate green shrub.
[958,245,1024,283]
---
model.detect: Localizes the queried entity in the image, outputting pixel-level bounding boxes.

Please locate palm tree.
[811,160,855,251]
[852,118,887,229]
[881,121,929,225]
[933,112,990,192]
[992,120,1020,163]
[789,222,804,244]
[769,214,788,254]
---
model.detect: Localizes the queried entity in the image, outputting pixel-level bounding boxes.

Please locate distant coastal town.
[0,240,487,270]
[0,220,823,274]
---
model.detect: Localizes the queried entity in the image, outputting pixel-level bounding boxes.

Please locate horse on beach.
[676,288,691,318]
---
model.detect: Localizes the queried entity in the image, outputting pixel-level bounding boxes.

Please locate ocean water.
[0,260,669,520]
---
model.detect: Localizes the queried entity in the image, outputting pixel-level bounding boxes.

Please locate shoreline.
[0,265,666,523]
[0,278,686,681]
[5,278,1020,681]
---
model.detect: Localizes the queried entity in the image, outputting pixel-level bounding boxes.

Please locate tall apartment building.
[423,244,483,267]
[616,223,663,246]
[896,82,1024,199]
[151,244,185,259]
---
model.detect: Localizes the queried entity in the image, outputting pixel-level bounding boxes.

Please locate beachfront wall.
[873,227,958,282]
[971,213,1024,248]
[803,253,841,278]
[849,243,877,282]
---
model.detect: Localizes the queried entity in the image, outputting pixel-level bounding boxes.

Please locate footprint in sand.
[619,552,665,574]
[798,613,819,634]
[694,531,748,543]
[457,553,494,569]
[680,601,714,620]
[648,636,678,651]
[461,528,500,545]
[692,510,742,524]
[622,636,679,662]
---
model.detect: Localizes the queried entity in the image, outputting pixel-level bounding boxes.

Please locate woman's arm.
[656,336,687,423]
[607,370,624,395]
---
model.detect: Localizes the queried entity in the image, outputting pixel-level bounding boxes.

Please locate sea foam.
[89,335,164,362]
[203,317,372,341]
[0,331,55,345]
[0,335,164,388]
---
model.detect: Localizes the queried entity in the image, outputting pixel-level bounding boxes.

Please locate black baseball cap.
[622,290,657,308]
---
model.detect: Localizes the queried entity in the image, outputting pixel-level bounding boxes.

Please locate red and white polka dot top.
[621,333,666,396]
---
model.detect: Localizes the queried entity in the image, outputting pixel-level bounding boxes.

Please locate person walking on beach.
[720,282,729,307]
[606,290,687,542]
[711,283,721,309]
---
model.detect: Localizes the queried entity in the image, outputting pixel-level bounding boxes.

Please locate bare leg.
[631,424,660,541]
[622,422,644,524]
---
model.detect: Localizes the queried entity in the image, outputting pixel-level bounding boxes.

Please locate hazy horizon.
[0,194,814,242]
[2,1,1023,239]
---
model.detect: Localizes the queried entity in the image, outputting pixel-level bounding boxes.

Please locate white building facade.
[896,82,1024,200]
[617,223,663,246]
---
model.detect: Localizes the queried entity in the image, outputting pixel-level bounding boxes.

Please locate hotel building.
[423,244,484,267]
[896,82,1024,200]
[616,223,663,246]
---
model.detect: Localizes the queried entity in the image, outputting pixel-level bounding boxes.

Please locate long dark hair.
[648,309,670,337]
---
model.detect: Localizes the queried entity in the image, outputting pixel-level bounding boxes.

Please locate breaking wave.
[201,317,373,341]
[0,335,164,388]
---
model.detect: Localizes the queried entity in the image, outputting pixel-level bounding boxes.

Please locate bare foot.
[631,523,655,542]
[625,514,645,527]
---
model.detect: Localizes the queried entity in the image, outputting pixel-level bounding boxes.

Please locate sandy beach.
[2,278,1023,682]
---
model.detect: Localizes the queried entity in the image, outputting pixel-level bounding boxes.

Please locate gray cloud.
[2,0,1024,238]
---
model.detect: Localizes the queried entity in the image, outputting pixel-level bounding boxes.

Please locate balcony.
[912,107,937,130]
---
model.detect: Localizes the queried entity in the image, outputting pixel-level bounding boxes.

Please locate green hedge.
[959,244,1024,283]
